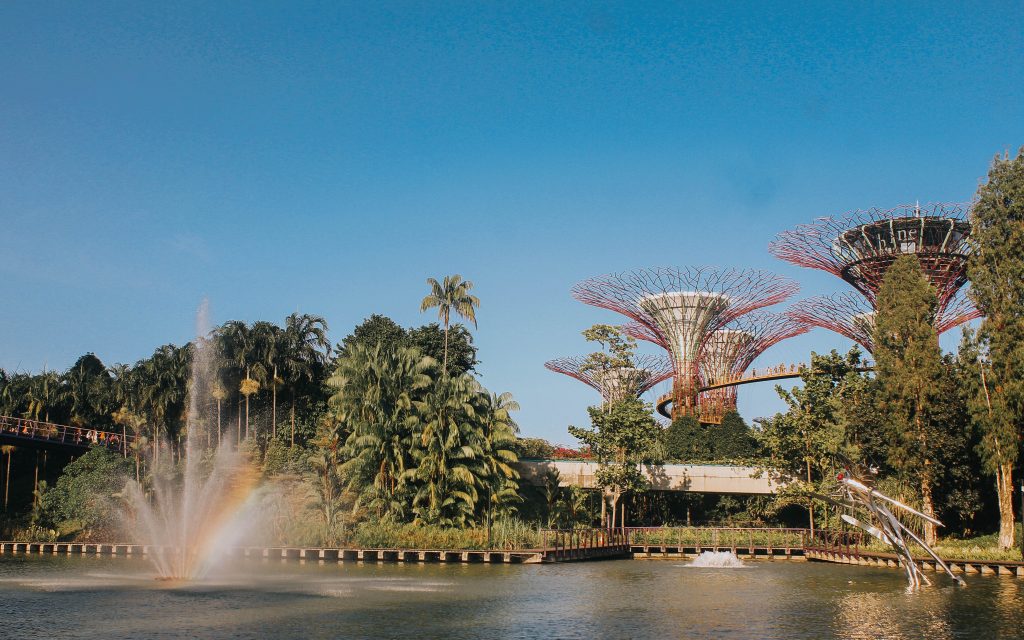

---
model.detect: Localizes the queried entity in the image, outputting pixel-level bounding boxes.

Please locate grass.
[843,526,1024,563]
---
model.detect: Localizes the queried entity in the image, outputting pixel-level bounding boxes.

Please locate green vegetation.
[967,148,1024,549]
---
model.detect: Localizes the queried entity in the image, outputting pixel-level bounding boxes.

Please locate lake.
[0,555,1020,639]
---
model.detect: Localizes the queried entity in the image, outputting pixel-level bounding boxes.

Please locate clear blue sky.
[1,2,1021,443]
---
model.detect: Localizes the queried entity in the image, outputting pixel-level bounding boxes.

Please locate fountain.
[124,300,268,580]
[688,550,745,568]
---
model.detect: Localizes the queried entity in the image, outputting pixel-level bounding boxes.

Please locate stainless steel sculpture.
[834,466,965,588]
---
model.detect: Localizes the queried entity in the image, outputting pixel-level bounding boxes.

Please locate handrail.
[539,527,630,558]
[625,526,810,548]
[0,415,133,454]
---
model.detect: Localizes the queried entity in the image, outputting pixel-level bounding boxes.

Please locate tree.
[38,447,132,539]
[282,313,331,446]
[873,255,946,544]
[336,315,407,357]
[715,411,756,459]
[756,349,865,534]
[408,323,478,377]
[663,416,711,461]
[475,389,520,541]
[330,342,433,518]
[420,275,480,376]
[967,147,1024,549]
[409,374,484,526]
[569,397,659,528]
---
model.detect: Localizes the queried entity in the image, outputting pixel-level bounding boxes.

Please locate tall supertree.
[771,202,981,345]
[544,354,674,404]
[572,267,798,419]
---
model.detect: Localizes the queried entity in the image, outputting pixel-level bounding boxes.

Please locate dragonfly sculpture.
[822,464,965,589]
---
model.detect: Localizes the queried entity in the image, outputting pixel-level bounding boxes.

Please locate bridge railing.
[540,528,630,554]
[625,526,809,549]
[803,528,866,556]
[0,415,133,454]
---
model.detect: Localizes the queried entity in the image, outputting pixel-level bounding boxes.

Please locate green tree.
[756,349,865,534]
[967,147,1024,549]
[663,416,711,461]
[715,411,756,459]
[420,275,480,376]
[409,374,484,526]
[569,397,658,528]
[282,313,331,446]
[408,323,478,377]
[475,389,520,540]
[873,255,946,544]
[38,447,132,539]
[330,342,433,518]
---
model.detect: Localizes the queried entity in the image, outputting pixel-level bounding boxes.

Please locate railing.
[0,415,133,454]
[802,528,866,556]
[540,528,630,559]
[626,526,809,549]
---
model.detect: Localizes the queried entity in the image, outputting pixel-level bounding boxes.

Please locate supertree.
[572,267,798,419]
[696,312,809,421]
[770,202,980,345]
[544,354,674,405]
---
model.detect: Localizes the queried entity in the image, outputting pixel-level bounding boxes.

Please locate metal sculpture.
[833,466,965,588]
[572,267,798,419]
[544,354,674,405]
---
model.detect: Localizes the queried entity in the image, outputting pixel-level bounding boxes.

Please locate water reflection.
[0,556,1018,639]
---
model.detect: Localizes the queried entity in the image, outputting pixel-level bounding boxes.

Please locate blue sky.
[1,2,1021,443]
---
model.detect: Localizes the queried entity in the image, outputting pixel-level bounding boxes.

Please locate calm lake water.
[0,555,1021,639]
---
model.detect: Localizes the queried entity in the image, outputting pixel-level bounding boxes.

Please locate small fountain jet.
[828,464,964,588]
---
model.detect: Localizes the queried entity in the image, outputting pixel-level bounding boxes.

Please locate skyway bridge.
[656,361,874,420]
[0,415,132,453]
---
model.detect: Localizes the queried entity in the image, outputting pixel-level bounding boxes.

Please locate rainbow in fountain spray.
[124,300,270,581]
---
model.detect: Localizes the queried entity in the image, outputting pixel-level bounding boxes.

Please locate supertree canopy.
[788,289,982,355]
[771,202,980,347]
[544,354,674,404]
[769,203,972,315]
[572,267,798,419]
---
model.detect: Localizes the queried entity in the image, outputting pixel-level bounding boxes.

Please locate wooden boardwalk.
[805,547,1024,577]
[0,529,631,565]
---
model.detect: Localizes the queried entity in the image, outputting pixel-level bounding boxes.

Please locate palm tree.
[330,342,433,517]
[2,445,13,511]
[420,275,480,376]
[476,389,521,543]
[282,313,330,446]
[410,374,484,526]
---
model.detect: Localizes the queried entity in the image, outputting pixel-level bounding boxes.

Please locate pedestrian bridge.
[516,460,785,494]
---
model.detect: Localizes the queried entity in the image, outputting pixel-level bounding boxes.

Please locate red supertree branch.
[571,266,799,338]
[787,292,876,353]
[936,288,983,334]
[787,287,982,355]
[769,202,973,307]
[544,354,674,404]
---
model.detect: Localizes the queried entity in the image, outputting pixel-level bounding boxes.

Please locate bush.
[38,447,132,540]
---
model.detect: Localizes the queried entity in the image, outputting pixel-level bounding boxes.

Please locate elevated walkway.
[516,460,783,494]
